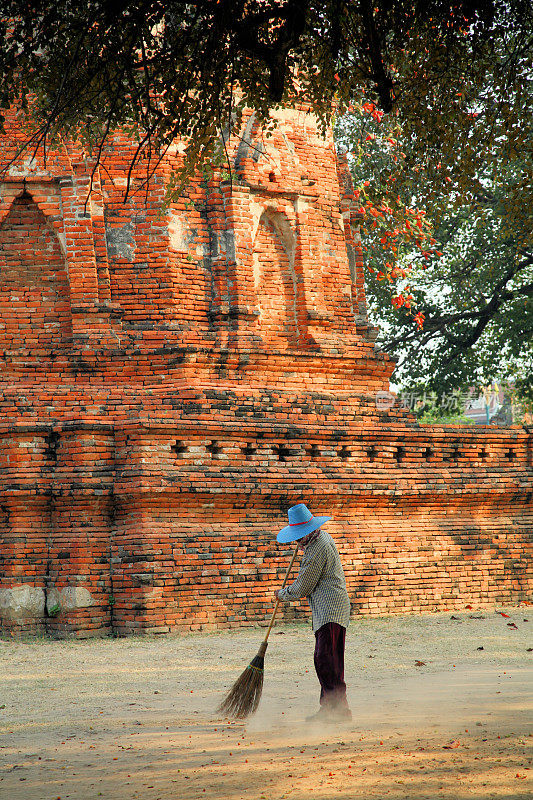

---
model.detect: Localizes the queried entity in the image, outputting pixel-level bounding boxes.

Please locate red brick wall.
[0,193,72,359]
[0,107,531,637]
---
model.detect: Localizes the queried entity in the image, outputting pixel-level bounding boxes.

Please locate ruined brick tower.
[0,107,531,636]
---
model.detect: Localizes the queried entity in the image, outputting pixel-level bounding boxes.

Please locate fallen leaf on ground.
[497,611,511,618]
[507,623,518,629]
[443,740,460,749]
[414,660,426,666]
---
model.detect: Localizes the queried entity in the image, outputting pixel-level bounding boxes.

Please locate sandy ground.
[1,607,532,800]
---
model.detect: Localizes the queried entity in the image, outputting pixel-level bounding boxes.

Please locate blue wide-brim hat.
[277,502,331,543]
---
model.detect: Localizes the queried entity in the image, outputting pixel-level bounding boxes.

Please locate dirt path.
[1,606,532,800]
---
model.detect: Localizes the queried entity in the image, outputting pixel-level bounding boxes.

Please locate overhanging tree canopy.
[1,0,531,195]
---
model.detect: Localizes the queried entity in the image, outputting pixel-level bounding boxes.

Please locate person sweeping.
[218,502,351,722]
[275,502,352,722]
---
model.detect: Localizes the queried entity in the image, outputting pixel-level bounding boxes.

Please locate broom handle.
[260,544,300,649]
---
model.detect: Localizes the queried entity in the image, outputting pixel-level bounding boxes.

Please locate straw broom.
[217,543,300,719]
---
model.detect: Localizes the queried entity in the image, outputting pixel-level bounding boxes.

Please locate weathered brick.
[0,106,531,638]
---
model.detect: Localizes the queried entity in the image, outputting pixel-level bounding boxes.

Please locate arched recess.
[0,192,72,357]
[252,209,299,348]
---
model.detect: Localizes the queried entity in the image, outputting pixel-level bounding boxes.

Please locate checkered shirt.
[277,531,351,632]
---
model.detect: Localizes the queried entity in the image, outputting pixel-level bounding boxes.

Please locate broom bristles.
[217,651,265,719]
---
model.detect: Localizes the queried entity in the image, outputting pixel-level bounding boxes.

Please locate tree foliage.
[335,48,533,411]
[1,0,531,197]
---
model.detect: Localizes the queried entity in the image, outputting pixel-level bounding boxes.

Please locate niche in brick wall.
[252,209,298,348]
[0,193,72,358]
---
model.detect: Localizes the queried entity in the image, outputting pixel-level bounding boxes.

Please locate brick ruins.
[0,107,531,637]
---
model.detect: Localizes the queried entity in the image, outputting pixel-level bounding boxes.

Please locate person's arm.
[277,544,327,601]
